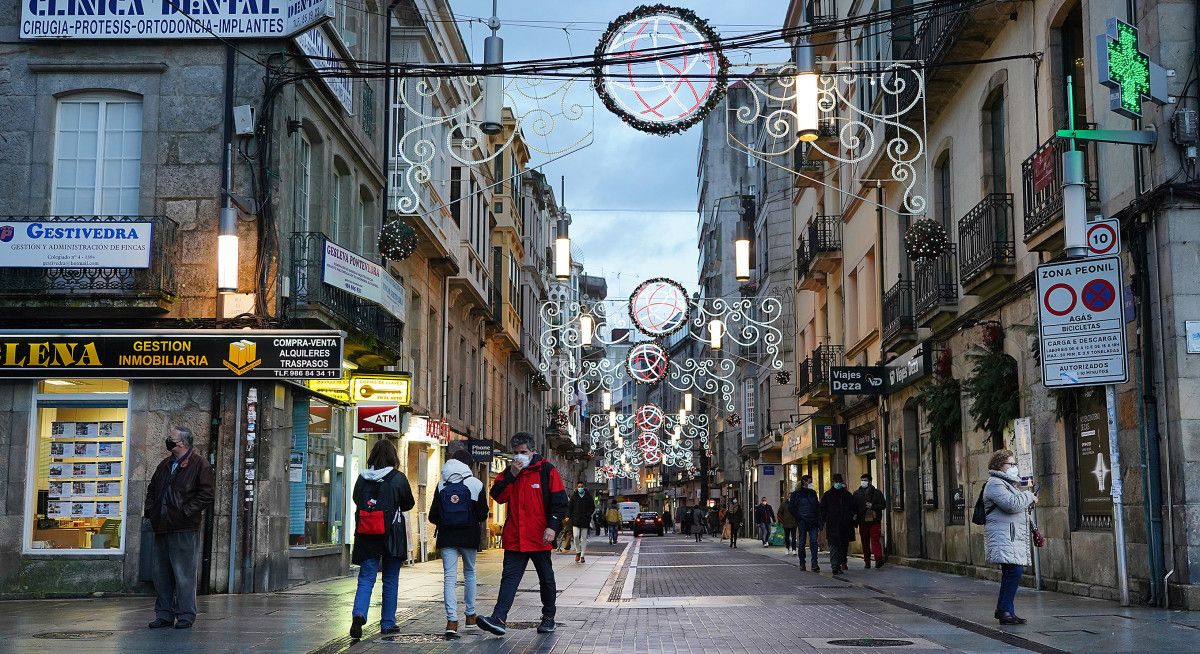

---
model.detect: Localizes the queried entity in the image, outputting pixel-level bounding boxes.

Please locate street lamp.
[734,220,751,281]
[554,216,571,280]
[708,319,724,350]
[217,207,238,293]
[794,39,819,142]
[481,0,504,134]
[579,312,595,347]
[609,409,617,428]
[602,390,612,411]
[683,391,693,413]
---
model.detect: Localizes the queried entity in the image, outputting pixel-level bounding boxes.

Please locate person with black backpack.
[349,439,415,640]
[429,449,488,640]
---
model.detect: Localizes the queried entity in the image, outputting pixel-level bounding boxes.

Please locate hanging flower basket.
[904,218,950,262]
[775,370,792,385]
[379,219,418,261]
[725,412,741,427]
[531,372,552,392]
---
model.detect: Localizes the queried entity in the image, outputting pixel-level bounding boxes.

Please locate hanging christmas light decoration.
[904,218,951,261]
[628,277,691,337]
[378,219,418,261]
[726,412,741,427]
[593,4,729,136]
[634,403,666,432]
[775,370,792,385]
[626,342,669,384]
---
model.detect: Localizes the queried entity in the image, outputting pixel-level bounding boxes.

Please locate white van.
[617,502,641,527]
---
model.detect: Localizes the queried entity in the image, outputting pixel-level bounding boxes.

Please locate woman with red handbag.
[349,439,415,639]
[983,449,1038,626]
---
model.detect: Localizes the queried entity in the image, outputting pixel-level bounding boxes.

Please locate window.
[297,137,312,232]
[493,146,504,192]
[408,293,423,404]
[742,382,756,444]
[289,396,343,547]
[984,91,1008,194]
[508,252,519,307]
[449,166,462,226]
[26,379,130,553]
[935,153,952,228]
[359,189,377,258]
[53,95,143,216]
[357,194,368,255]
[330,169,344,243]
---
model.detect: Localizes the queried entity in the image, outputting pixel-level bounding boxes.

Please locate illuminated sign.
[20,0,334,40]
[1097,17,1168,119]
[352,374,412,406]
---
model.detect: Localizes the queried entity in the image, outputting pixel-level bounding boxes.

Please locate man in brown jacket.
[144,426,214,629]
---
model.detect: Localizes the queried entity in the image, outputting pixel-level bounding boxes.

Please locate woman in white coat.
[983,449,1037,625]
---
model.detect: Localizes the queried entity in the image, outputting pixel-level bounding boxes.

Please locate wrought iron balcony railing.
[289,231,403,354]
[958,193,1015,286]
[914,245,958,319]
[1021,134,1101,239]
[807,0,837,24]
[0,215,177,311]
[896,1,971,109]
[810,343,844,389]
[807,215,842,256]
[881,280,915,344]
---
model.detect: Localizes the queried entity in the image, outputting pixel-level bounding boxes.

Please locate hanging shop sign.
[0,330,342,378]
[379,274,407,322]
[352,373,412,406]
[21,0,334,40]
[1096,17,1168,120]
[853,428,878,455]
[295,26,353,114]
[467,439,494,463]
[304,376,352,403]
[1036,256,1128,387]
[829,366,887,395]
[308,404,332,434]
[815,423,847,449]
[320,239,406,321]
[0,219,152,268]
[886,343,930,392]
[356,404,400,433]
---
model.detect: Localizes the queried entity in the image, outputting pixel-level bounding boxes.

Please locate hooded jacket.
[490,454,568,552]
[983,469,1036,566]
[144,447,214,534]
[428,459,488,550]
[351,467,416,564]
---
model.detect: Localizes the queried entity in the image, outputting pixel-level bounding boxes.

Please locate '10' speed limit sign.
[1087,218,1120,257]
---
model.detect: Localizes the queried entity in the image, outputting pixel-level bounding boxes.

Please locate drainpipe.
[442,276,452,421]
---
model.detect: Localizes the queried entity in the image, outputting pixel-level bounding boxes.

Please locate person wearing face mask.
[983,449,1037,626]
[819,474,857,575]
[753,497,775,547]
[144,426,214,630]
[475,433,569,637]
[567,481,594,562]
[852,474,887,568]
[787,475,821,571]
[725,499,744,548]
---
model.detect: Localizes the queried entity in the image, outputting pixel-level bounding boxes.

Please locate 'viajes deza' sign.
[1096,17,1168,119]
[21,0,334,40]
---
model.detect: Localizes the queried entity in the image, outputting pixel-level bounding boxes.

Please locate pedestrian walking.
[349,439,416,639]
[144,426,214,630]
[711,503,725,540]
[662,508,673,533]
[820,474,857,575]
[788,475,821,571]
[568,481,594,562]
[557,516,573,552]
[754,497,776,547]
[428,450,488,641]
[853,473,887,568]
[592,506,603,536]
[778,499,797,555]
[605,501,622,544]
[681,504,693,535]
[725,499,745,548]
[983,449,1037,626]
[692,504,706,542]
[475,433,569,637]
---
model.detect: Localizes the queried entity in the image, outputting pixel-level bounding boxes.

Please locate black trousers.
[491,550,556,622]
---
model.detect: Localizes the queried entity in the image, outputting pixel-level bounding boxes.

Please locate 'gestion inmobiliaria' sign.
[0,220,152,268]
[21,0,334,40]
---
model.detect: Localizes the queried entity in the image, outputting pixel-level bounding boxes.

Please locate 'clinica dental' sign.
[21,0,334,40]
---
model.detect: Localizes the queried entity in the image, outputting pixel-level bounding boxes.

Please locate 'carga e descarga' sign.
[21,0,333,40]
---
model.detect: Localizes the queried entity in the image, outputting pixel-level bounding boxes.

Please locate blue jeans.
[608,524,619,543]
[441,547,477,622]
[797,519,820,565]
[998,564,1023,615]
[352,555,403,628]
[491,550,555,622]
[757,522,771,544]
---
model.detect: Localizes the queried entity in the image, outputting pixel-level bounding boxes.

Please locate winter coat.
[491,455,568,552]
[753,503,776,525]
[692,506,707,529]
[708,509,722,532]
[681,509,693,528]
[428,459,488,550]
[605,507,622,524]
[983,469,1036,566]
[788,488,820,526]
[663,510,673,526]
[352,467,416,564]
[820,487,857,546]
[725,505,744,527]
[144,448,214,534]
[568,489,595,525]
[852,485,887,524]
[777,502,797,529]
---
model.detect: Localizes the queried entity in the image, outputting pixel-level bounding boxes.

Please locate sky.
[449,0,790,300]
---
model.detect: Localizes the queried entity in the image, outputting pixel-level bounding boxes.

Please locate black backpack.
[970,485,994,525]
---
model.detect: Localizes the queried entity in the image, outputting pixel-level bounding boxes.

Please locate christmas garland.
[904,218,950,262]
[962,330,1019,442]
[379,219,418,261]
[593,4,730,136]
[627,276,691,338]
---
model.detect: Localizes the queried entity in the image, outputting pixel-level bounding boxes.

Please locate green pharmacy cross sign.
[1097,17,1168,119]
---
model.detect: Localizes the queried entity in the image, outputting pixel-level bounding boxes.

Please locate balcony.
[1021,135,1102,250]
[289,232,403,365]
[807,215,842,271]
[958,193,1016,295]
[800,344,843,406]
[0,215,177,318]
[793,144,825,189]
[881,280,917,351]
[806,0,839,49]
[914,245,958,328]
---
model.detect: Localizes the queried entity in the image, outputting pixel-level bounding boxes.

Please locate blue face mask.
[577,488,585,495]
[833,482,844,490]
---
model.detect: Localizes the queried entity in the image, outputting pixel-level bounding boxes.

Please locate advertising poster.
[95,502,120,517]
[50,442,67,457]
[51,422,74,437]
[1074,390,1112,519]
[74,422,99,438]
[95,481,119,497]
[48,481,67,497]
[97,462,121,478]
[98,442,122,458]
[71,481,97,497]
[70,502,95,518]
[99,422,123,438]
[72,463,96,478]
[73,442,97,457]
[48,463,69,478]
[47,502,69,518]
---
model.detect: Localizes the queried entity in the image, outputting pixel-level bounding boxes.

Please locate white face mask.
[860,481,869,488]
[514,453,531,467]
[1006,465,1020,478]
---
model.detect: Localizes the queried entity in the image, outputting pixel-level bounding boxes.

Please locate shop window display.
[289,397,341,547]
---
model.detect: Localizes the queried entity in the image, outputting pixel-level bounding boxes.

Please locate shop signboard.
[467,439,494,463]
[322,240,383,304]
[815,423,847,449]
[0,219,152,268]
[352,373,412,406]
[308,404,332,434]
[853,428,877,454]
[425,418,450,445]
[886,343,930,392]
[356,405,400,433]
[21,0,335,40]
[295,26,353,113]
[304,376,352,403]
[0,329,342,378]
[829,366,887,395]
[379,274,407,322]
[1037,256,1128,387]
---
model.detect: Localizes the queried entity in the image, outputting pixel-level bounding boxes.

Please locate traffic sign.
[357,405,401,433]
[1037,256,1127,388]
[1087,219,1121,257]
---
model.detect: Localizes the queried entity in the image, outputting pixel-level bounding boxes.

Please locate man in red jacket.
[475,432,568,637]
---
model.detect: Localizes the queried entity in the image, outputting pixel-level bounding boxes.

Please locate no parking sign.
[1037,255,1127,388]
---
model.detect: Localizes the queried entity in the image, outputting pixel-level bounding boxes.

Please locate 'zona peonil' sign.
[21,0,334,40]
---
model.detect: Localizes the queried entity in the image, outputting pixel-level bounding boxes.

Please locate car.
[632,512,664,536]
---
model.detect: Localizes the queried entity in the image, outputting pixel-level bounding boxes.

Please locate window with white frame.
[297,136,312,232]
[53,95,143,216]
[742,382,756,443]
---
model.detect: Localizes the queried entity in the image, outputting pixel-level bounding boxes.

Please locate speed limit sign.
[1087,219,1121,257]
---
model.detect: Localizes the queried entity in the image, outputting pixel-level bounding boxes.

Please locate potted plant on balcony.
[962,324,1019,446]
[917,348,961,447]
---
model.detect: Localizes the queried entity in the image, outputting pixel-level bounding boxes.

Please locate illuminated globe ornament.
[904,218,951,262]
[634,403,666,431]
[378,219,418,261]
[601,464,617,479]
[637,432,660,453]
[626,342,669,384]
[644,449,662,465]
[629,277,690,337]
[593,5,730,136]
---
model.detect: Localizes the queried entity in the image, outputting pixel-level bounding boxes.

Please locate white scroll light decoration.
[726,62,929,216]
[389,72,594,215]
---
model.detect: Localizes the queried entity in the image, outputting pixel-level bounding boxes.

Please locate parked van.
[617,501,641,527]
